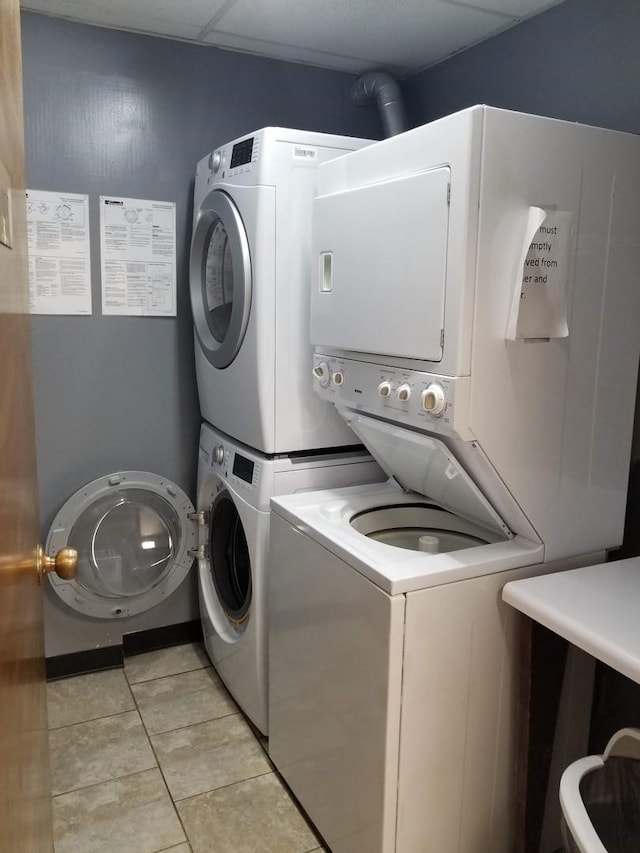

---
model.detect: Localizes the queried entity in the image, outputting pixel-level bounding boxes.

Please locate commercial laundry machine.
[268,106,640,852]
[189,127,371,455]
[195,421,383,735]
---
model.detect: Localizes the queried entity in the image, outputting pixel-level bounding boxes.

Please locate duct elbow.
[351,71,406,137]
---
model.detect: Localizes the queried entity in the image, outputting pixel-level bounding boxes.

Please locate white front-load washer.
[189,127,372,455]
[43,470,199,668]
[195,421,383,735]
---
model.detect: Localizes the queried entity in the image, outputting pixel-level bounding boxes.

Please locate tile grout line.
[48,706,144,735]
[171,766,275,804]
[123,646,212,687]
[51,763,160,801]
[132,672,194,850]
[48,703,137,732]
[141,707,239,738]
[125,659,212,686]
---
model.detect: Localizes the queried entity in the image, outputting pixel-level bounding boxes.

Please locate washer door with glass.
[189,189,252,369]
[199,489,252,644]
[46,471,197,619]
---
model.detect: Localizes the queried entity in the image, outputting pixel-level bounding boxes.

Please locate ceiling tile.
[438,0,562,16]
[22,0,225,33]
[20,0,568,75]
[211,0,512,74]
[202,29,390,74]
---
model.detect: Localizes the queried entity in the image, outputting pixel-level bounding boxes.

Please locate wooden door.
[0,0,54,849]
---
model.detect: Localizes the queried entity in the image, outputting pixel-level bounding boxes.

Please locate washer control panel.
[200,439,261,492]
[312,353,473,441]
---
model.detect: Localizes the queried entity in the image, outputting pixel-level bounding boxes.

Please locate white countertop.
[502,558,640,685]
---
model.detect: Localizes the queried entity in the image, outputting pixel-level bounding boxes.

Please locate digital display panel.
[230,138,254,169]
[232,453,254,484]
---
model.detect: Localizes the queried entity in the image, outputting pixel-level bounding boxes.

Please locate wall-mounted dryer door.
[46,471,197,619]
[189,188,252,369]
[199,489,253,644]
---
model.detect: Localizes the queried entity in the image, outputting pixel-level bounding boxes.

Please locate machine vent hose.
[351,70,407,137]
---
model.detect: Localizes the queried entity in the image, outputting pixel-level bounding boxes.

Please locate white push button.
[378,381,392,398]
[421,384,446,415]
[333,371,344,386]
[397,383,411,402]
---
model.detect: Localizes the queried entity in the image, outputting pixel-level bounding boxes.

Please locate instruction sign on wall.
[100,196,176,317]
[26,189,91,315]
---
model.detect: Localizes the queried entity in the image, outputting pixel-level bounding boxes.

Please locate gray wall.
[21,13,382,534]
[403,0,640,466]
[404,0,640,135]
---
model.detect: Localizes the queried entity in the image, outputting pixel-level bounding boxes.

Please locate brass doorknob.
[36,544,78,582]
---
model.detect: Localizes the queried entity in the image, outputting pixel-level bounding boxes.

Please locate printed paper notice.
[507,207,574,341]
[26,190,91,315]
[100,196,176,316]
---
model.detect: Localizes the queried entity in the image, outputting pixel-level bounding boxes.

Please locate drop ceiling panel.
[441,0,560,15]
[210,0,512,75]
[23,0,226,35]
[21,0,567,75]
[202,29,379,75]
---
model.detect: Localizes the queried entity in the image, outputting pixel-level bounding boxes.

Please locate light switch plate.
[0,159,12,249]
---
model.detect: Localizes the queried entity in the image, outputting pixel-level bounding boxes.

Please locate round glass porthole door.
[189,189,252,369]
[46,472,197,619]
[208,491,252,631]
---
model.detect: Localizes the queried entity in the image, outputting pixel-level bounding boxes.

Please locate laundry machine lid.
[346,414,511,539]
[46,471,197,619]
[189,188,252,369]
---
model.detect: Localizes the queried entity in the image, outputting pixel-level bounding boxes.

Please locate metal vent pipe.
[351,71,407,137]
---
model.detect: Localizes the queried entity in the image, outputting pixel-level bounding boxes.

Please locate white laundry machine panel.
[44,471,199,659]
[311,106,640,562]
[268,487,602,853]
[189,127,372,455]
[196,422,383,735]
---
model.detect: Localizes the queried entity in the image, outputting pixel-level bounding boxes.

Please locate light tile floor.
[47,643,326,853]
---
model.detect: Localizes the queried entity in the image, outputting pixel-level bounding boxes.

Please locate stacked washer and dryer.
[188,128,383,735]
[267,107,640,851]
[41,129,379,678]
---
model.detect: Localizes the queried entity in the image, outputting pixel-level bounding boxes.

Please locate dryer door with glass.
[199,488,253,644]
[190,188,252,369]
[46,471,197,619]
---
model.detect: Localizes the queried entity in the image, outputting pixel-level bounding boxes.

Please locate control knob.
[421,384,446,416]
[312,362,331,388]
[396,383,411,402]
[214,444,225,465]
[332,371,344,386]
[209,151,222,174]
[377,381,392,398]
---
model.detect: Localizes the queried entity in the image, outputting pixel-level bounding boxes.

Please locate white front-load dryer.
[189,127,372,455]
[195,421,384,735]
